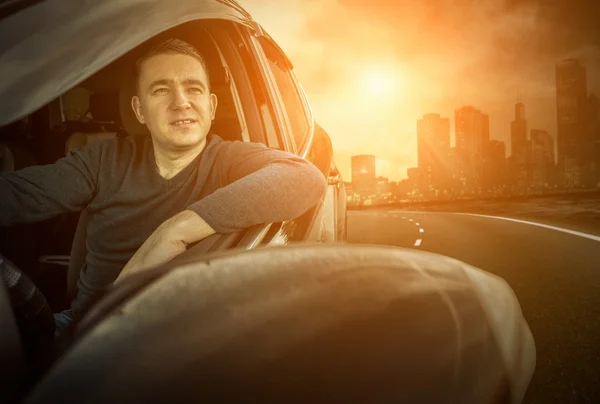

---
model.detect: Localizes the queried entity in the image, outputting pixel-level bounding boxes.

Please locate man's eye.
[153,88,168,94]
[188,87,203,94]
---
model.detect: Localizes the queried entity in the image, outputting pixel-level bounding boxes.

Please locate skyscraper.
[351,155,376,197]
[530,129,555,188]
[510,102,529,189]
[486,140,507,190]
[555,59,588,188]
[455,106,490,191]
[587,94,600,187]
[417,113,451,193]
[406,167,420,194]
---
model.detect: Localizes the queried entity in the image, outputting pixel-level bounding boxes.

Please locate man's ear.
[131,96,145,124]
[210,93,218,121]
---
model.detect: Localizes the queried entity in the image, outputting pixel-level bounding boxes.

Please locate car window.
[61,88,93,121]
[206,44,249,143]
[210,22,284,150]
[264,54,310,152]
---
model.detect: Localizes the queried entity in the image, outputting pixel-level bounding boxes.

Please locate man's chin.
[169,132,207,149]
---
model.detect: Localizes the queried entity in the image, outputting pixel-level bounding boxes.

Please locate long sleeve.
[0,142,105,227]
[187,141,327,233]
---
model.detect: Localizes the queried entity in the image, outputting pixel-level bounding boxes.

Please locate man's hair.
[133,38,211,94]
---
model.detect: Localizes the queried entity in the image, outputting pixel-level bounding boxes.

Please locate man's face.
[131,53,217,152]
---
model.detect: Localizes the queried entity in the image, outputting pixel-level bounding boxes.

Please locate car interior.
[0,17,258,392]
[0,18,338,402]
[0,21,252,313]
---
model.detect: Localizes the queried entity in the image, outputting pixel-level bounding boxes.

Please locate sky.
[242,0,600,181]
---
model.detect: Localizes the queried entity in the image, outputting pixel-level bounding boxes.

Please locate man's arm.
[115,141,327,282]
[186,140,328,233]
[0,143,103,226]
[116,210,215,281]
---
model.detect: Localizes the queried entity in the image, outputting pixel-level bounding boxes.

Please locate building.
[510,102,529,189]
[406,167,420,195]
[343,181,355,203]
[351,155,376,197]
[395,179,411,198]
[555,59,588,188]
[455,106,490,191]
[586,94,600,187]
[417,113,451,194]
[447,147,461,193]
[485,140,507,191]
[376,176,391,198]
[388,181,401,199]
[530,129,555,189]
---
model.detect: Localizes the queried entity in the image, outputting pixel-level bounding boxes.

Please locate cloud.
[243,0,600,180]
[306,3,597,124]
[298,0,600,86]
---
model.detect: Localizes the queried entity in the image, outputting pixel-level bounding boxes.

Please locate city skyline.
[243,0,600,181]
[350,56,599,189]
[346,56,600,200]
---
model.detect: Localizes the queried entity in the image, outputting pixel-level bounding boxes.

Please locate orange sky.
[242,0,600,181]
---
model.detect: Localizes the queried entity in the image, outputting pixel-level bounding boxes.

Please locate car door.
[243,25,346,243]
[189,19,346,246]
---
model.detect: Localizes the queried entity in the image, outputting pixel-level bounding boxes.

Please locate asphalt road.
[347,209,600,404]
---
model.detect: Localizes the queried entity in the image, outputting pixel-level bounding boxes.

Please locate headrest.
[89,93,121,123]
[0,143,15,172]
[65,132,118,155]
[118,75,150,137]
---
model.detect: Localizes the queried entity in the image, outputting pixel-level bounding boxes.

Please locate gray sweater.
[0,134,327,314]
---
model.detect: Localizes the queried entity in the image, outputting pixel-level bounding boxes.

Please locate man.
[0,38,327,335]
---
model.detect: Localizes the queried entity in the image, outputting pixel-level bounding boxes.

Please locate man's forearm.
[160,209,216,246]
[0,151,98,226]
[187,160,327,234]
[115,210,216,283]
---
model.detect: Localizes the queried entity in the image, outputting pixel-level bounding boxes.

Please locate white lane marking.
[419,228,424,233]
[414,239,422,246]
[408,219,413,222]
[402,217,406,219]
[453,213,600,243]
[415,222,420,226]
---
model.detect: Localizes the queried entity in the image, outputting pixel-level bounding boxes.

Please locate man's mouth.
[170,119,197,126]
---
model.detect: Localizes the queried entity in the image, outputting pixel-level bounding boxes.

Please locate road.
[347,210,600,404]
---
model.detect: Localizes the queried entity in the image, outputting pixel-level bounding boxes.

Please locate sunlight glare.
[362,68,400,98]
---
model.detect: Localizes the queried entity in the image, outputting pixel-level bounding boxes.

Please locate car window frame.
[202,20,303,248]
[206,31,250,143]
[243,34,296,154]
[260,51,313,154]
[203,21,324,246]
[206,21,277,147]
[292,77,316,153]
[245,27,327,244]
[253,27,315,154]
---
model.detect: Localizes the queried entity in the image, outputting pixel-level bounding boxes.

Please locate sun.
[362,68,401,98]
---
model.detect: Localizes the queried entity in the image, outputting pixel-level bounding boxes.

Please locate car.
[0,1,534,403]
[0,0,347,310]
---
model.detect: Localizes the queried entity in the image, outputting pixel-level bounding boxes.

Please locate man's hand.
[115,210,216,283]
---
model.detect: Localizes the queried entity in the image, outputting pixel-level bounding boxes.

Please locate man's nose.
[171,88,191,110]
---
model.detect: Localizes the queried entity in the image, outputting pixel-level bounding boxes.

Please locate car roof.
[0,0,255,126]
